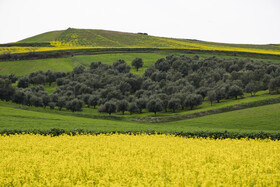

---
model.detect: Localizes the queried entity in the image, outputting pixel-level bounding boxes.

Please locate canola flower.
[0,134,279,186]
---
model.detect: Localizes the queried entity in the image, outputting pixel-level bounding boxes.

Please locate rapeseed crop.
[0,134,279,186]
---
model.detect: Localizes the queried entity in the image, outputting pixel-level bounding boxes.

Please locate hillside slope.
[19,30,64,43]
[16,28,280,55]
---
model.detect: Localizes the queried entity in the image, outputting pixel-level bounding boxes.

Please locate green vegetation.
[19,30,64,43]
[0,52,279,76]
[0,101,279,133]
[0,58,74,76]
[16,28,280,54]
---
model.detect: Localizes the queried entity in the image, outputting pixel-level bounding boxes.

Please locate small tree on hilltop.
[132,58,144,71]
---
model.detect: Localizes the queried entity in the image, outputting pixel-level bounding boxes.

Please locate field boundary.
[0,128,279,139]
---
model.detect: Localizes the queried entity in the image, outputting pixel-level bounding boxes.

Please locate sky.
[0,0,279,44]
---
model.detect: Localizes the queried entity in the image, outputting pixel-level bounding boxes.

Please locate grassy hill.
[10,28,280,55]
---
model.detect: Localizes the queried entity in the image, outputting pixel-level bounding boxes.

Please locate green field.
[0,100,279,133]
[1,89,279,133]
[0,52,279,76]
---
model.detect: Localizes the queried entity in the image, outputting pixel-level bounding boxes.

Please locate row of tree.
[1,55,280,115]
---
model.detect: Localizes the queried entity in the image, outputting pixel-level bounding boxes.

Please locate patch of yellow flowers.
[0,134,279,186]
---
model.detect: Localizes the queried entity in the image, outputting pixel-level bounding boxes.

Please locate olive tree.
[131,58,144,71]
[147,99,163,116]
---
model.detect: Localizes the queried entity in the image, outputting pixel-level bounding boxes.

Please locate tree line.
[1,55,280,115]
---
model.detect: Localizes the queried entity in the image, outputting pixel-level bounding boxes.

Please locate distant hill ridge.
[16,28,280,54]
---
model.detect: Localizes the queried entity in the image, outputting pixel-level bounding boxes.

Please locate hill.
[15,28,280,55]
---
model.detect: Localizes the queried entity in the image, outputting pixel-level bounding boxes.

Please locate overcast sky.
[0,0,279,44]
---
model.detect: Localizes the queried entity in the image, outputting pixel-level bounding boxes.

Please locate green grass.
[0,58,74,76]
[19,30,64,43]
[166,103,280,132]
[0,101,279,133]
[0,52,279,76]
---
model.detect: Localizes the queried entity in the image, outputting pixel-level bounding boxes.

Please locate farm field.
[0,134,279,186]
[0,52,279,76]
[1,100,280,133]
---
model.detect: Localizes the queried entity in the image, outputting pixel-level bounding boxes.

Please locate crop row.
[1,128,280,140]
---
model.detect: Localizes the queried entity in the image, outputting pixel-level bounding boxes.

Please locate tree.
[30,96,43,107]
[42,95,50,108]
[196,87,208,100]
[117,100,129,115]
[8,73,18,83]
[207,90,216,106]
[131,58,144,71]
[245,81,260,96]
[184,94,203,110]
[88,95,99,108]
[128,102,139,114]
[147,99,163,116]
[31,74,46,85]
[57,97,66,111]
[17,77,29,88]
[174,93,187,110]
[215,87,226,103]
[0,78,15,101]
[48,102,56,110]
[268,77,280,94]
[66,99,84,112]
[157,94,169,112]
[229,85,243,99]
[73,65,85,74]
[155,58,171,72]
[46,70,56,86]
[168,98,180,112]
[136,98,147,113]
[119,81,131,94]
[104,101,117,115]
[113,59,130,73]
[81,94,91,107]
[12,90,25,104]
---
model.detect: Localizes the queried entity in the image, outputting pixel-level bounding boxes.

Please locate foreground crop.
[0,134,279,186]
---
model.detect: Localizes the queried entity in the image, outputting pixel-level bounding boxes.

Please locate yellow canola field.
[0,134,279,186]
